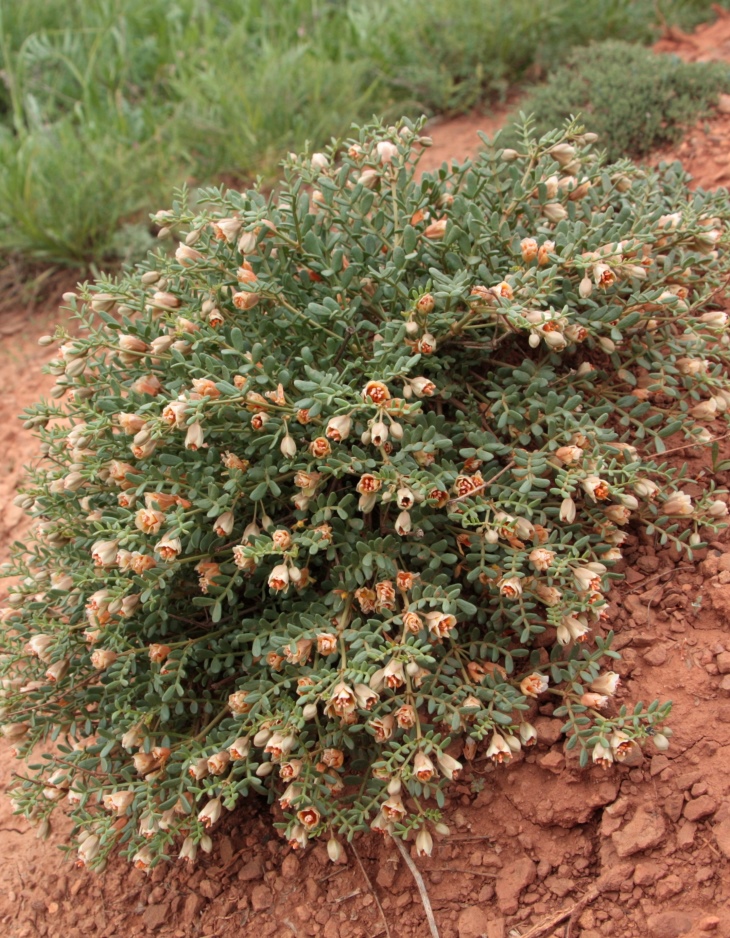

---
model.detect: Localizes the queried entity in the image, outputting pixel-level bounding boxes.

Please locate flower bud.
[415,828,433,857]
[543,203,568,224]
[327,836,343,863]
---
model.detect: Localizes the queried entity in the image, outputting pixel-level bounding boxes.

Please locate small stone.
[720,675,730,697]
[612,804,666,858]
[495,858,536,914]
[142,903,170,930]
[633,861,665,886]
[533,716,563,746]
[695,866,714,884]
[281,853,300,880]
[676,820,697,848]
[700,915,720,931]
[647,911,694,938]
[601,812,623,838]
[238,857,264,882]
[636,556,660,574]
[644,646,668,667]
[683,795,717,822]
[650,755,671,777]
[198,880,221,900]
[457,906,490,938]
[596,861,634,893]
[664,792,685,823]
[712,818,730,858]
[544,876,574,898]
[250,884,273,912]
[537,751,564,773]
[182,894,204,924]
[716,652,730,674]
[656,874,683,900]
[717,553,730,572]
[675,770,702,790]
[219,835,234,866]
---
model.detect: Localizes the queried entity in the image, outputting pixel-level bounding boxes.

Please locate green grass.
[0,0,725,266]
[507,40,730,161]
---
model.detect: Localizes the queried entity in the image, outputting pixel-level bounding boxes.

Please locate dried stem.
[392,836,440,938]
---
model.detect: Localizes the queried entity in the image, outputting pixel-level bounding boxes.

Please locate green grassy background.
[0,0,724,266]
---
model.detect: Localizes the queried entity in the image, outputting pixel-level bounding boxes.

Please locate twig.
[423,867,496,878]
[317,865,348,883]
[351,844,392,938]
[660,430,730,457]
[626,564,695,593]
[334,889,361,904]
[519,885,599,938]
[392,836,440,938]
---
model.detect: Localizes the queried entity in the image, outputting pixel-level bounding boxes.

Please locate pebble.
[182,893,204,923]
[683,795,718,822]
[495,858,536,914]
[612,804,666,858]
[716,651,730,674]
[238,857,264,882]
[142,903,170,930]
[664,791,685,823]
[676,820,697,848]
[633,860,666,885]
[712,817,730,858]
[644,645,668,667]
[250,884,273,912]
[647,911,695,938]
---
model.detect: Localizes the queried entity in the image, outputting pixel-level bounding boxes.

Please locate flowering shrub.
[2,117,730,870]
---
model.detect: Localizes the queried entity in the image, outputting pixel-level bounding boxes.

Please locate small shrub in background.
[0,0,727,265]
[512,41,730,162]
[2,117,730,870]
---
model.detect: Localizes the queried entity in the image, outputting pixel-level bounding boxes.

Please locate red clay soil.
[7,16,730,938]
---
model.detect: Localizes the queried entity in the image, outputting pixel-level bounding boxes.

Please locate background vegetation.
[0,0,725,266]
[510,41,730,161]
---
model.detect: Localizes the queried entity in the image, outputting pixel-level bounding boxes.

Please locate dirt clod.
[612,804,666,857]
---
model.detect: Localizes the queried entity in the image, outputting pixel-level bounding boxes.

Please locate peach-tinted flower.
[309,437,331,458]
[529,548,555,571]
[316,633,338,655]
[325,683,357,720]
[424,611,457,638]
[91,649,117,670]
[395,704,417,729]
[296,806,321,830]
[499,576,522,599]
[375,579,396,612]
[132,375,162,396]
[325,415,352,441]
[355,587,377,613]
[486,731,512,764]
[198,798,222,828]
[520,672,548,698]
[402,611,424,633]
[362,381,391,404]
[185,422,205,450]
[322,748,344,768]
[424,218,447,240]
[155,533,182,561]
[369,714,395,742]
[268,563,290,591]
